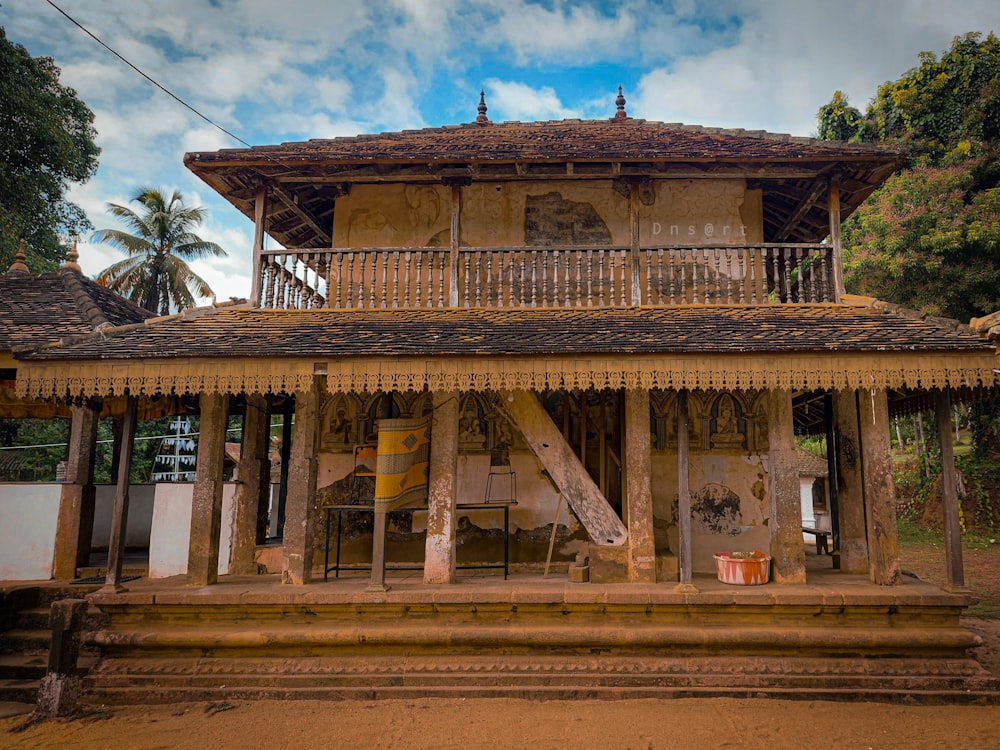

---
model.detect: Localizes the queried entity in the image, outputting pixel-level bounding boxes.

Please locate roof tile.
[16,304,992,362]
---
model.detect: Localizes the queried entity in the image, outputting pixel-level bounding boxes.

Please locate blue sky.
[5,0,1000,303]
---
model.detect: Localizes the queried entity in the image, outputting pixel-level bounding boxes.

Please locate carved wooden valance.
[14,351,997,399]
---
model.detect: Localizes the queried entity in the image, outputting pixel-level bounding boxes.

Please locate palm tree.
[92,188,227,314]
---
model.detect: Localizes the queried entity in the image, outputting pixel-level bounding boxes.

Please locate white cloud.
[485,79,578,122]
[486,0,637,65]
[6,0,1000,300]
[632,0,1000,135]
[375,67,426,131]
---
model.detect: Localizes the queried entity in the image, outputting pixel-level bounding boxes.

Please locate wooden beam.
[250,185,267,306]
[828,175,844,301]
[936,387,965,589]
[101,395,137,593]
[676,389,694,587]
[773,179,827,242]
[498,390,627,546]
[269,183,332,245]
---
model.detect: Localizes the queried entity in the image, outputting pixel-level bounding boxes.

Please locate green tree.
[92,188,227,314]
[817,32,1000,321]
[816,90,868,142]
[842,161,1000,319]
[0,27,100,271]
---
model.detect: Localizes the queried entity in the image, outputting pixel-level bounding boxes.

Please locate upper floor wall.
[333,179,763,248]
[258,177,833,310]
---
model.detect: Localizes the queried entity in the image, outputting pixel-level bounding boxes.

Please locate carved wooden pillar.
[766,389,806,584]
[187,392,230,586]
[52,401,99,579]
[250,185,268,306]
[424,391,459,584]
[936,387,965,589]
[823,393,841,567]
[448,183,461,307]
[676,389,694,588]
[281,378,321,584]
[229,393,270,575]
[101,395,137,593]
[629,183,641,305]
[624,388,656,582]
[833,389,868,573]
[858,388,901,585]
[828,176,843,302]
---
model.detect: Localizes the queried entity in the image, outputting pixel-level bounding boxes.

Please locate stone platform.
[76,566,1000,705]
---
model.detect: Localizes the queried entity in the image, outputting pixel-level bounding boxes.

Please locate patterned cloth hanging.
[374,416,431,512]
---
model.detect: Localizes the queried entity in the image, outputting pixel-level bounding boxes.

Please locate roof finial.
[476,89,490,125]
[7,239,29,273]
[614,85,628,120]
[63,238,81,272]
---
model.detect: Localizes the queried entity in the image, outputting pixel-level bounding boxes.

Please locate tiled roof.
[185,116,904,252]
[796,446,829,477]
[0,268,154,352]
[186,118,903,166]
[17,302,991,361]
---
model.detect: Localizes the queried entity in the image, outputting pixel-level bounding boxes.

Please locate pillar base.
[656,554,679,582]
[588,544,629,583]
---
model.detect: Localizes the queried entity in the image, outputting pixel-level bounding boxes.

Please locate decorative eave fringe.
[14,351,999,399]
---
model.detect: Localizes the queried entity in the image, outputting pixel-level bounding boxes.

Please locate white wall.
[0,483,61,580]
[91,484,155,550]
[148,483,237,578]
[800,477,817,530]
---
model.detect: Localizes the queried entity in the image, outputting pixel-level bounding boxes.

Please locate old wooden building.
[6,92,1000,700]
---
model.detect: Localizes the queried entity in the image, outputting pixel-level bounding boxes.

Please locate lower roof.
[14,302,997,398]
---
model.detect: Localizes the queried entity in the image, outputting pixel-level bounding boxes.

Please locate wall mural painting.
[524,192,612,246]
[710,392,746,450]
[458,394,488,451]
[320,393,361,451]
[691,483,744,536]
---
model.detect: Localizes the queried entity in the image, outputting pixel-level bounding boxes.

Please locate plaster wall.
[332,179,763,248]
[148,482,237,578]
[0,483,60,579]
[92,484,155,550]
[652,450,772,573]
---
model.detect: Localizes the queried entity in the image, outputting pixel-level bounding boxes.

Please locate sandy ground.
[3,695,1000,749]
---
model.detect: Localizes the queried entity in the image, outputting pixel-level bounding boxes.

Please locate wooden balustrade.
[256,244,835,310]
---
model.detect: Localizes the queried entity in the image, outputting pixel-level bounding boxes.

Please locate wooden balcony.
[254,244,838,310]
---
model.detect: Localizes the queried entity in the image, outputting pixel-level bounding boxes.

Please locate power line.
[0,424,287,451]
[45,0,253,149]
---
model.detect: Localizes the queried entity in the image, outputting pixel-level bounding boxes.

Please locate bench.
[801,527,831,555]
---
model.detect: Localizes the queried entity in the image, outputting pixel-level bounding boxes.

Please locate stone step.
[0,629,50,654]
[83,654,1000,705]
[0,653,48,680]
[0,678,40,705]
[12,605,109,632]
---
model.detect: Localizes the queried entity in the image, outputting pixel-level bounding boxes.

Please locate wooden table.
[323,501,515,581]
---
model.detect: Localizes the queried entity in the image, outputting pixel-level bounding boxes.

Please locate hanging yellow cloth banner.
[374,416,432,512]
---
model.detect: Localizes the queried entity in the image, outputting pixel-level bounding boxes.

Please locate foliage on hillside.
[817,32,1000,322]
